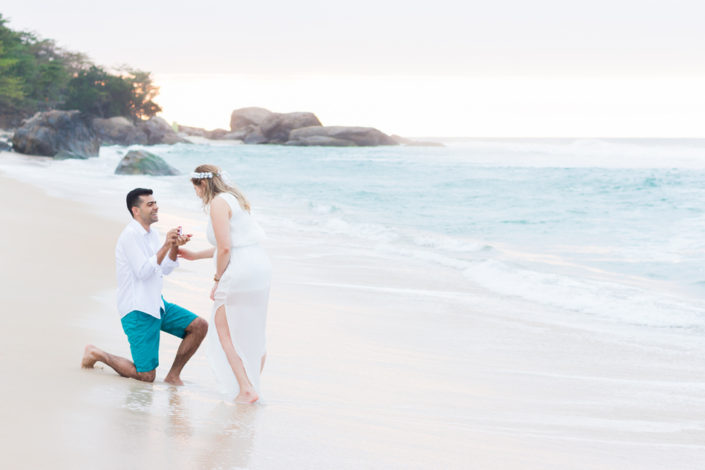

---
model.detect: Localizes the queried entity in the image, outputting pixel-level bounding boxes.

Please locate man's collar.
[129,218,151,235]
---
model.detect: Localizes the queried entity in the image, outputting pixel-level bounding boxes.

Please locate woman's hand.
[210,281,219,301]
[178,248,195,260]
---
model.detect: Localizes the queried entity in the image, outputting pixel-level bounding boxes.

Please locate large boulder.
[12,110,100,158]
[230,107,274,132]
[93,117,148,145]
[286,126,398,147]
[242,127,268,144]
[137,117,190,145]
[228,107,398,146]
[93,116,190,146]
[114,150,180,176]
[259,112,322,143]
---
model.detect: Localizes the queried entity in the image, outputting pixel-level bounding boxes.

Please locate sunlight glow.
[155,74,705,138]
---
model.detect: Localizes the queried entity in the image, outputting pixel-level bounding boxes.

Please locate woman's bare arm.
[210,196,232,279]
[178,246,215,260]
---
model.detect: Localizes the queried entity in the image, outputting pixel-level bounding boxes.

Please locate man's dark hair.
[126,188,153,217]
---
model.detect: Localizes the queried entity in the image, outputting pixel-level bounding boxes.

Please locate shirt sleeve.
[161,256,179,276]
[121,231,161,281]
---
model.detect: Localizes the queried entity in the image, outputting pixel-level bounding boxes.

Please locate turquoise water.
[156,139,705,286]
[4,137,705,333]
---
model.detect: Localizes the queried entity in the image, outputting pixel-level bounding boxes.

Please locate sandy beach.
[1,150,704,469]
[0,174,122,467]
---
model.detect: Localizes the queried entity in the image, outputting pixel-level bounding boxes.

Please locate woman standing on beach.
[180,164,271,403]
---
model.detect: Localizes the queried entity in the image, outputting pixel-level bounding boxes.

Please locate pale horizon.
[3,1,705,137]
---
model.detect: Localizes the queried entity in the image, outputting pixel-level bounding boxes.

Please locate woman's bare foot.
[164,374,184,386]
[81,344,101,368]
[235,388,259,404]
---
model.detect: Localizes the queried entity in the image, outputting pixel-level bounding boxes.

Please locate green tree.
[122,68,162,121]
[0,13,162,125]
[62,66,132,118]
[62,66,161,121]
[0,14,26,116]
[0,41,24,107]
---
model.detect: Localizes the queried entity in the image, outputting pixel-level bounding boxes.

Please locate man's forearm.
[156,243,170,265]
[168,244,179,261]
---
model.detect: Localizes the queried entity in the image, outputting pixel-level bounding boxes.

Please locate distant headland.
[0,14,441,158]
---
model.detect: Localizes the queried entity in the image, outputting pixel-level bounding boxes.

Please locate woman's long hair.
[191,164,251,212]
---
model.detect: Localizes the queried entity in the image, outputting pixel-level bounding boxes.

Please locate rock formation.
[12,110,100,158]
[180,107,404,147]
[93,117,148,145]
[259,112,322,143]
[230,107,274,131]
[177,125,243,140]
[228,108,322,144]
[138,117,190,145]
[286,126,398,147]
[93,116,190,146]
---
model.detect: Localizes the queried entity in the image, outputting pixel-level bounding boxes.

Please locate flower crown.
[191,171,217,179]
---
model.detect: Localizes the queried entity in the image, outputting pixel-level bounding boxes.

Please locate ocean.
[2,137,704,468]
[4,138,705,336]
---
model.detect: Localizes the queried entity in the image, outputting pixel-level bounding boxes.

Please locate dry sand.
[0,175,123,466]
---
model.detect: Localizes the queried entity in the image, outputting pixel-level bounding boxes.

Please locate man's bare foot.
[164,375,184,386]
[81,344,101,368]
[235,388,259,404]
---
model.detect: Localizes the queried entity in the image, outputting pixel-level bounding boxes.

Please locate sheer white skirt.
[207,244,271,398]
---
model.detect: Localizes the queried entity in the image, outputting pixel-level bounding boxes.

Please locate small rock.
[114,150,180,176]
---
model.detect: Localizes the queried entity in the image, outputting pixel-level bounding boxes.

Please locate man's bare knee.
[188,317,208,339]
[136,369,156,383]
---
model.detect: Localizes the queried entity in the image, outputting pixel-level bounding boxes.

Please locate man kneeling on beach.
[82,188,208,385]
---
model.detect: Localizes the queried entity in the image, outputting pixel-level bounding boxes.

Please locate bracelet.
[214,275,220,282]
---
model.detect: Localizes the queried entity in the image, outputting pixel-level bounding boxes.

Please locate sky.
[2,1,705,137]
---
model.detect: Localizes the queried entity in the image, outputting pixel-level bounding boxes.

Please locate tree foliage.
[0,13,161,125]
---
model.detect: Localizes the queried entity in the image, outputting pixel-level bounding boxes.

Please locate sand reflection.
[197,402,259,469]
[113,380,258,468]
[123,382,155,412]
[167,386,193,441]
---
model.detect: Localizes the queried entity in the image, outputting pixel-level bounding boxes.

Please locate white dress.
[206,192,271,398]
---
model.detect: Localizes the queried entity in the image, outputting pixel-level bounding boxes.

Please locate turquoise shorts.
[120,299,198,373]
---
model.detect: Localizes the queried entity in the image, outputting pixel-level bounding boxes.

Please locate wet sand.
[1,166,704,469]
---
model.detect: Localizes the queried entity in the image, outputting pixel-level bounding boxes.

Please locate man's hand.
[165,228,180,248]
[165,228,192,248]
[175,234,192,246]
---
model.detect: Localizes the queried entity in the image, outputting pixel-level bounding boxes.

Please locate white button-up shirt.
[115,219,178,319]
